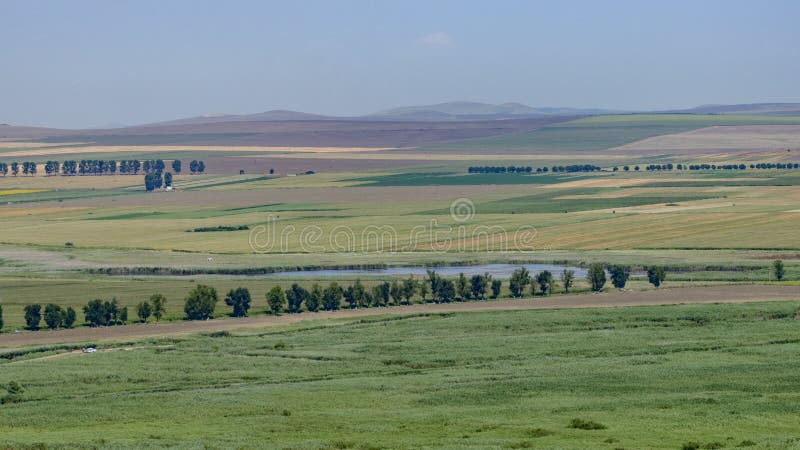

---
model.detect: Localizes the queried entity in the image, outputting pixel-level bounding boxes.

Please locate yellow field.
[0,189,48,196]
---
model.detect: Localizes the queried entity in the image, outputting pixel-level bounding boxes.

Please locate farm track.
[1,284,798,350]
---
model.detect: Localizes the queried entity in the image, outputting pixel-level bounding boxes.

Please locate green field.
[2,302,800,449]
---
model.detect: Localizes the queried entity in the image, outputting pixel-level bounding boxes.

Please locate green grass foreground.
[2,302,800,449]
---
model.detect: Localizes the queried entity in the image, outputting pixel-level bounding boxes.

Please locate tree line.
[0,159,207,177]
[5,260,791,332]
[468,164,601,174]
[464,162,799,176]
[614,163,800,172]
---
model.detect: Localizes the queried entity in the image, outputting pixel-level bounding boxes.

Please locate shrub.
[526,428,552,437]
[567,418,607,430]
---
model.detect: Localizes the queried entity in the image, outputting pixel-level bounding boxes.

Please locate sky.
[2,0,799,128]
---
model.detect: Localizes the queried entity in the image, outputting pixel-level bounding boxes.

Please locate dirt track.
[1,285,798,350]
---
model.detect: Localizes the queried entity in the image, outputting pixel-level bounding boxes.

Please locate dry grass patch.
[615,125,800,152]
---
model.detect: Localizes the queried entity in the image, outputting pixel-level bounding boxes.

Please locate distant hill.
[138,110,331,127]
[369,101,618,120]
[0,124,72,139]
[668,103,800,116]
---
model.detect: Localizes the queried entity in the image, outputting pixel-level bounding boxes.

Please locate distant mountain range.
[664,103,800,116]
[368,101,620,120]
[3,102,800,143]
[132,102,800,127]
[135,102,620,126]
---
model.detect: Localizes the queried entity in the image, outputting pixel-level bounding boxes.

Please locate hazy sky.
[2,0,799,128]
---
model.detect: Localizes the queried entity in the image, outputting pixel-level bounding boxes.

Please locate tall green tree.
[225,287,252,317]
[0,304,3,331]
[561,269,575,293]
[427,270,442,303]
[83,299,107,327]
[647,266,666,288]
[418,282,429,302]
[470,273,489,300]
[150,294,167,321]
[773,260,785,281]
[456,273,470,301]
[401,277,417,305]
[609,265,630,289]
[509,268,531,297]
[63,307,77,329]
[490,279,502,298]
[286,283,308,313]
[371,282,390,307]
[322,283,343,311]
[438,279,456,303]
[587,264,606,292]
[266,286,286,314]
[164,172,173,187]
[343,285,357,309]
[389,280,403,305]
[535,271,554,296]
[306,284,322,312]
[43,304,64,329]
[136,301,152,323]
[172,159,181,173]
[24,304,41,330]
[184,285,219,320]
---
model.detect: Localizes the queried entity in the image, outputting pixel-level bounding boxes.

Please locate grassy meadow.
[2,302,800,449]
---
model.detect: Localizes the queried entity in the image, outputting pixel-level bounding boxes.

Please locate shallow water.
[265,263,591,278]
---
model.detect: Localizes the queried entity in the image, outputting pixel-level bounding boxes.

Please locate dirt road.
[1,285,798,350]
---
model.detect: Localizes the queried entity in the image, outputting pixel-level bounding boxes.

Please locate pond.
[265,263,593,279]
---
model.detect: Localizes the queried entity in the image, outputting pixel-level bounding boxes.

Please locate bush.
[525,428,552,437]
[567,418,607,430]
[773,260,784,281]
[1,381,24,404]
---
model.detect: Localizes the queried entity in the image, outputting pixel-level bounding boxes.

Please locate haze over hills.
[3,102,800,146]
[668,103,800,116]
[368,101,621,120]
[135,110,331,127]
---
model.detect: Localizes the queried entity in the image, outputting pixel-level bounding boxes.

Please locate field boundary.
[1,284,797,350]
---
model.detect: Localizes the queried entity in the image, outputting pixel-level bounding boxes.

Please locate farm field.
[2,300,800,449]
[2,116,800,334]
[1,112,800,449]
